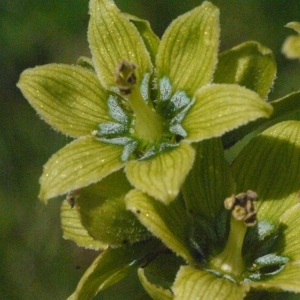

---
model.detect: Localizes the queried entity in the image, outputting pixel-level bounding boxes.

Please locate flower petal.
[124,13,160,65]
[172,266,249,300]
[76,171,150,246]
[183,84,273,142]
[39,137,125,202]
[182,138,235,220]
[232,121,300,223]
[60,200,107,250]
[126,189,194,262]
[125,142,195,204]
[88,0,152,90]
[223,90,300,149]
[275,203,300,261]
[250,263,300,293]
[214,41,276,99]
[17,64,110,137]
[249,204,300,293]
[138,268,173,300]
[68,239,162,300]
[156,1,219,97]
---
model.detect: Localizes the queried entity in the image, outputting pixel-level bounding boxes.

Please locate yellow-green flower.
[126,121,300,299]
[17,0,272,204]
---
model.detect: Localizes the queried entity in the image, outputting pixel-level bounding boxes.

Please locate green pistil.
[210,216,247,277]
[210,190,258,278]
[128,87,164,142]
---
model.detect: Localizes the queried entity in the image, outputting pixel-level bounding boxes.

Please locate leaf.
[77,170,151,246]
[124,13,160,65]
[156,1,219,97]
[182,138,235,220]
[68,239,162,300]
[126,189,194,262]
[17,64,110,138]
[138,268,173,300]
[232,121,300,223]
[39,137,125,202]
[88,0,152,90]
[172,266,248,300]
[214,41,276,99]
[126,142,195,204]
[61,200,107,250]
[183,84,273,142]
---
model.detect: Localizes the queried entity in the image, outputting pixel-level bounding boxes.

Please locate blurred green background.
[1,1,300,299]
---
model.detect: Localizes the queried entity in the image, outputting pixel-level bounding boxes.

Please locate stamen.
[115,60,138,95]
[224,190,258,227]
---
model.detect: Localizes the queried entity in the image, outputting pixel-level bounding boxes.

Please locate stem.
[210,216,247,277]
[128,87,164,141]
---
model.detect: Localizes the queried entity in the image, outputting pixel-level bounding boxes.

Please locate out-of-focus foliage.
[1,1,300,299]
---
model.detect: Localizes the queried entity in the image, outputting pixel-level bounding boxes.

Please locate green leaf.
[88,0,152,90]
[172,266,248,300]
[223,91,300,149]
[124,13,160,65]
[126,190,194,262]
[39,137,125,202]
[214,41,276,99]
[156,1,219,97]
[282,23,300,60]
[125,142,195,204]
[68,239,162,300]
[77,170,151,246]
[183,84,273,142]
[138,268,173,300]
[182,138,235,220]
[232,121,300,223]
[60,200,107,249]
[17,64,110,138]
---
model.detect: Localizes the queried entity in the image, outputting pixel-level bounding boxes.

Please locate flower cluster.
[17,0,300,299]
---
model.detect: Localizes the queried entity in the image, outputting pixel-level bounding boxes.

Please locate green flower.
[125,121,300,299]
[17,0,272,204]
[282,22,300,60]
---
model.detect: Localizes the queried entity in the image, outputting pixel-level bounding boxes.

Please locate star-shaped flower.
[17,0,272,204]
[126,120,300,299]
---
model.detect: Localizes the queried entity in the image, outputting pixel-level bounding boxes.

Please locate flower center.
[209,190,258,278]
[93,60,193,161]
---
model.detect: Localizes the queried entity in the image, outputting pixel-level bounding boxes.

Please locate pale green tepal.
[17,0,272,205]
[282,22,300,60]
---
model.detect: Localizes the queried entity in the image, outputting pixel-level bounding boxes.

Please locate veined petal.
[182,138,235,220]
[172,266,249,300]
[39,137,125,202]
[124,13,160,65]
[60,200,107,250]
[76,171,150,246]
[68,239,162,300]
[125,142,195,204]
[126,189,194,262]
[249,205,300,293]
[88,0,152,90]
[214,41,276,99]
[17,64,110,137]
[156,1,219,97]
[232,121,300,223]
[183,84,273,142]
[138,268,173,300]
